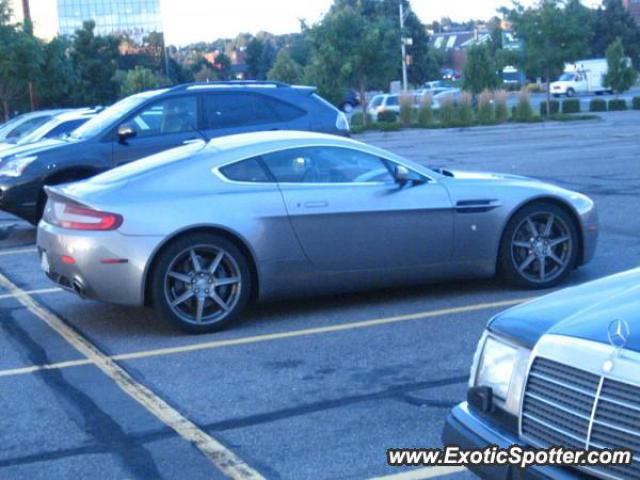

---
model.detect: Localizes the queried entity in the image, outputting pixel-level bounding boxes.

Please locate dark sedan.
[443,267,640,479]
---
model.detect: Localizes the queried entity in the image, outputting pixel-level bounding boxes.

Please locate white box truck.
[550,59,611,97]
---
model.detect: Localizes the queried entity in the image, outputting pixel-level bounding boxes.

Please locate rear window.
[45,119,87,138]
[219,158,272,182]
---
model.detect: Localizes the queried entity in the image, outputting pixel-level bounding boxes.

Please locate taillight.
[44,198,122,231]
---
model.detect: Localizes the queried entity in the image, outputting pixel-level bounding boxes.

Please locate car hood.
[489,268,640,353]
[0,137,70,160]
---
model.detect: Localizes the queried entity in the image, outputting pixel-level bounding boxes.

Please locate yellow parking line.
[0,296,534,379]
[0,271,265,480]
[0,287,62,300]
[370,466,467,479]
[0,247,37,256]
[111,297,534,363]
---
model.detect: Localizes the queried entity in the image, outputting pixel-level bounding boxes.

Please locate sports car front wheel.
[152,233,252,333]
[499,203,579,289]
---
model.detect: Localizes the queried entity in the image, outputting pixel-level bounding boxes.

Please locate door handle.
[303,201,328,208]
[183,138,203,145]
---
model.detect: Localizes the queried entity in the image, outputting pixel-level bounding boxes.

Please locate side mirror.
[393,165,427,186]
[117,124,137,143]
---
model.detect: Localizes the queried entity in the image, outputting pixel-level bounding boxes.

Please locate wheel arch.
[496,196,585,271]
[142,225,260,307]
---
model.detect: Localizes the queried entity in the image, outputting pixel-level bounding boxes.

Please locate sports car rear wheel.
[152,233,251,333]
[499,203,578,289]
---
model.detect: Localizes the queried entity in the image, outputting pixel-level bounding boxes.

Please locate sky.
[160,0,533,46]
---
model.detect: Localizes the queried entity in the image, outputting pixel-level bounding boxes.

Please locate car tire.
[566,88,575,97]
[498,202,579,289]
[152,233,252,334]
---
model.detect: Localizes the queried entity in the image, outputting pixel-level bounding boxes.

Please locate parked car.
[37,131,597,333]
[366,93,420,121]
[0,108,98,153]
[431,88,462,109]
[0,109,69,143]
[340,89,361,113]
[443,267,639,479]
[0,81,349,224]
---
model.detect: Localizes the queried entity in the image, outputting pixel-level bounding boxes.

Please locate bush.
[456,92,474,126]
[399,92,414,126]
[494,90,509,123]
[377,110,398,123]
[526,83,544,94]
[417,94,434,126]
[438,95,456,126]
[562,99,581,114]
[350,112,365,126]
[590,99,607,112]
[540,100,560,116]
[633,97,640,110]
[514,88,534,122]
[608,99,628,111]
[477,89,494,124]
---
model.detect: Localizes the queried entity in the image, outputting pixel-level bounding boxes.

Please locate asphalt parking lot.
[0,111,639,480]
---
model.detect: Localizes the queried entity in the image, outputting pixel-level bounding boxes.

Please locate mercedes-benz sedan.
[37,131,598,333]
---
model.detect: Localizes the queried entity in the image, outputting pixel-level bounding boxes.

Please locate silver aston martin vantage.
[37,131,598,333]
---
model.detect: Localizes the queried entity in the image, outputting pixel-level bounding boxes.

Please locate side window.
[44,119,87,138]
[8,116,51,138]
[261,96,305,122]
[219,158,272,183]
[203,93,283,129]
[261,147,395,184]
[126,96,197,137]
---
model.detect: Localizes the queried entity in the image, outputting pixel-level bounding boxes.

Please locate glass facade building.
[57,0,163,39]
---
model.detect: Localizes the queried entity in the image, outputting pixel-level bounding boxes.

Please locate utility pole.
[21,0,37,111]
[399,0,408,91]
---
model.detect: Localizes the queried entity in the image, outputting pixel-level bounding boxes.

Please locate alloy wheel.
[510,212,573,285]
[164,245,242,325]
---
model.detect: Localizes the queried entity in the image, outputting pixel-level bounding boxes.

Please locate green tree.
[604,38,637,95]
[307,2,397,121]
[118,66,162,97]
[510,0,591,116]
[245,37,264,79]
[0,3,43,120]
[267,50,303,84]
[591,0,640,67]
[70,20,120,105]
[463,44,499,96]
[37,37,79,108]
[213,52,231,80]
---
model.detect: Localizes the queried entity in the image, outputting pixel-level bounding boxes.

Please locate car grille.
[521,357,640,479]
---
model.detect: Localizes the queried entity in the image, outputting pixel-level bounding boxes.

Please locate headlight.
[476,336,519,400]
[0,155,37,177]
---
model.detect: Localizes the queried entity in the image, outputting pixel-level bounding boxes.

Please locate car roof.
[207,130,361,153]
[52,109,99,121]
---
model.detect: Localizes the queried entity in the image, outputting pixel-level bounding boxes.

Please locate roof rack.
[169,80,291,92]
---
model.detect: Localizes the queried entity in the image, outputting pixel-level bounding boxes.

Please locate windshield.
[559,73,576,81]
[70,95,148,139]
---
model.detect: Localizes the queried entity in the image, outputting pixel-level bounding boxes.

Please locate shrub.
[350,112,365,126]
[399,92,414,126]
[562,99,581,114]
[590,99,607,112]
[514,88,534,122]
[494,90,509,123]
[526,83,544,94]
[457,91,474,126]
[438,95,456,126]
[417,94,434,126]
[633,96,640,110]
[477,89,494,124]
[377,110,398,123]
[540,100,560,116]
[608,99,628,111]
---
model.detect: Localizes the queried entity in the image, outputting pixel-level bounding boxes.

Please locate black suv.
[0,81,350,223]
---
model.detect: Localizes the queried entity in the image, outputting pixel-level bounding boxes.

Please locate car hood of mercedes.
[489,268,640,353]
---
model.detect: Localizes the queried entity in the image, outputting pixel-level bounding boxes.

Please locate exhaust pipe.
[72,279,87,299]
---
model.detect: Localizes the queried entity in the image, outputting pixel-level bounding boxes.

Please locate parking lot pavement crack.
[204,375,468,433]
[0,307,164,479]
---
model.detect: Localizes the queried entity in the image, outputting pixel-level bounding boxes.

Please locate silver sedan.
[37,131,598,333]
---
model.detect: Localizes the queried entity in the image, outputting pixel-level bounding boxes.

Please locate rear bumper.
[37,221,163,306]
[442,403,582,480]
